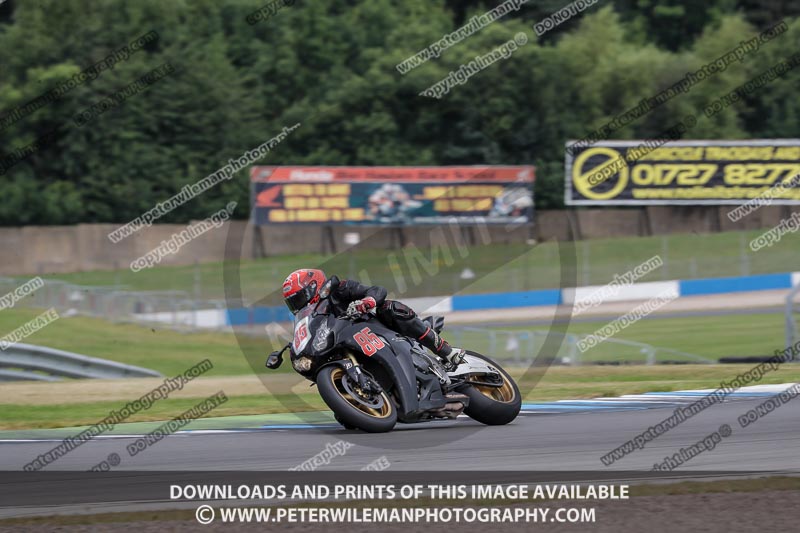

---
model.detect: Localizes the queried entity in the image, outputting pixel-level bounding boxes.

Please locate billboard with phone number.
[250,166,534,225]
[566,140,800,205]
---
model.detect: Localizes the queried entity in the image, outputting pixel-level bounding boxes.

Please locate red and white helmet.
[282,269,326,314]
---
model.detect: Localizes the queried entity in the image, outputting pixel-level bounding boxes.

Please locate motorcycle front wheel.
[316,365,397,433]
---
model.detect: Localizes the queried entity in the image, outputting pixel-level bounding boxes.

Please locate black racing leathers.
[327,276,453,357]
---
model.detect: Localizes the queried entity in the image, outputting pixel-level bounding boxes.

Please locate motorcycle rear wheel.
[460,352,521,425]
[317,365,397,433]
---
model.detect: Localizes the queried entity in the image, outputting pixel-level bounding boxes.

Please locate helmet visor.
[284,283,317,314]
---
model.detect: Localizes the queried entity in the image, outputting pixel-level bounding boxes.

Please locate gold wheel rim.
[330,367,393,419]
[474,371,516,403]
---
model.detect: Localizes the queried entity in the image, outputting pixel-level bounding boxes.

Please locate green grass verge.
[564,312,785,361]
[457,312,786,364]
[0,305,795,429]
[0,394,326,430]
[0,307,788,379]
[6,363,800,430]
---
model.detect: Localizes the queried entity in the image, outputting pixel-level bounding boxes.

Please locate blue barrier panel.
[451,289,562,311]
[226,306,293,326]
[678,272,792,297]
[223,271,794,321]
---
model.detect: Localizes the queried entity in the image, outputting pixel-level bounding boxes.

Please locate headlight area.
[292,356,313,373]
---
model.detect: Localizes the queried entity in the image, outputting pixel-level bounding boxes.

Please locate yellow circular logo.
[572,147,629,200]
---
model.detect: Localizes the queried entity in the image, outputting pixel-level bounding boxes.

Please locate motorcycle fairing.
[447,353,502,378]
[335,320,426,418]
[288,301,450,420]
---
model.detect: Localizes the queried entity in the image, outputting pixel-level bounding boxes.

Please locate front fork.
[341,353,382,394]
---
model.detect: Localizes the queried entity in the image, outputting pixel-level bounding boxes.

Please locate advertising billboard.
[250,166,534,225]
[566,139,800,205]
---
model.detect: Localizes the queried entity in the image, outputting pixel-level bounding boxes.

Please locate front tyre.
[334,414,356,430]
[316,365,397,433]
[460,351,521,425]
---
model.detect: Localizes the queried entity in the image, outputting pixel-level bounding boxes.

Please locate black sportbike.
[267,280,521,432]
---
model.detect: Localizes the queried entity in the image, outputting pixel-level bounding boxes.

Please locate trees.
[0,0,797,223]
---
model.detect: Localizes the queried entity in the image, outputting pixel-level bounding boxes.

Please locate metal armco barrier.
[0,343,163,381]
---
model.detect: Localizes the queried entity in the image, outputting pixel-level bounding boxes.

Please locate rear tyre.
[459,351,521,426]
[316,365,397,433]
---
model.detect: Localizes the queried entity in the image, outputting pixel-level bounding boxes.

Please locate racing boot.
[418,327,466,368]
[440,344,467,369]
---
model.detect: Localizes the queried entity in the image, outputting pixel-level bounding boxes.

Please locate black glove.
[266,350,284,369]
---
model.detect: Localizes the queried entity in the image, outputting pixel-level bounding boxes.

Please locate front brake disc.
[341,375,384,409]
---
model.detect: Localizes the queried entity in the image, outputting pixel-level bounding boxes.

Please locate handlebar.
[345,301,361,319]
[344,301,376,320]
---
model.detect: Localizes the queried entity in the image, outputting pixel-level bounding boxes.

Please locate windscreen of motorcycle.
[292,316,311,354]
[292,300,332,356]
[292,305,315,354]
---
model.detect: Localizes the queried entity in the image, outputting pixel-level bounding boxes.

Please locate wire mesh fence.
[0,277,227,332]
[1,228,796,348]
[447,327,713,366]
[10,230,800,304]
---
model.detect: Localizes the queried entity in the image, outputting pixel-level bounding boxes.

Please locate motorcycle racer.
[268,268,466,369]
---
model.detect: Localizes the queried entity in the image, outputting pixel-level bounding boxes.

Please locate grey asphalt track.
[1,396,796,473]
[1,395,797,518]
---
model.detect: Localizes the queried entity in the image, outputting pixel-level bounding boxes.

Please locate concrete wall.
[0,205,792,275]
[535,205,795,241]
[0,221,254,275]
